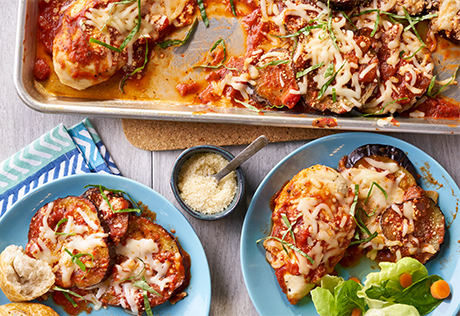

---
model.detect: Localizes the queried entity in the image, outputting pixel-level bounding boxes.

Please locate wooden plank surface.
[1,2,460,315]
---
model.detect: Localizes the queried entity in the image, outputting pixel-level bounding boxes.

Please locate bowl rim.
[170,145,245,220]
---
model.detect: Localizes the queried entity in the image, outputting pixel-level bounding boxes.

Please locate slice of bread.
[0,302,58,316]
[0,245,55,302]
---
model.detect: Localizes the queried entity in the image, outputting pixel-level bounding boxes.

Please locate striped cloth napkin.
[0,119,120,217]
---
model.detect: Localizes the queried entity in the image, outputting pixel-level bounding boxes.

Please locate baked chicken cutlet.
[263,165,356,304]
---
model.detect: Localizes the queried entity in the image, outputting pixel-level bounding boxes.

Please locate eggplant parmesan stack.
[338,144,446,263]
[263,165,356,304]
[24,188,190,315]
[25,196,113,289]
[94,216,190,315]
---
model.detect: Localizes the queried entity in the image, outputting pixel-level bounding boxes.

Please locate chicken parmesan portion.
[52,0,193,90]
[25,196,112,289]
[263,165,356,304]
[92,216,190,315]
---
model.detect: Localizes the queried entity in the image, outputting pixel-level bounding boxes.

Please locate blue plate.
[0,173,211,316]
[241,132,460,316]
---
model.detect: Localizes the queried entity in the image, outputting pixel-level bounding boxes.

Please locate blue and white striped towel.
[0,118,120,217]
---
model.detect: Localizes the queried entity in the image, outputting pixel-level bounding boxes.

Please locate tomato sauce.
[404,97,460,119]
[53,291,92,316]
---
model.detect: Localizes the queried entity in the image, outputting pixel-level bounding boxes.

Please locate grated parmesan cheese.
[177,153,237,215]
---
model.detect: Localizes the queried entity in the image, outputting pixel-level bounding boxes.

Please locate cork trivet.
[122,119,338,151]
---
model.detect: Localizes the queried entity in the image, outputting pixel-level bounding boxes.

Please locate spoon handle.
[213,135,269,183]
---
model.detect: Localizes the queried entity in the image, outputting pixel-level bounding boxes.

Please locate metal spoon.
[212,135,269,183]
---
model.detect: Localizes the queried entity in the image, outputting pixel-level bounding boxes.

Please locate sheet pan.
[14,0,460,134]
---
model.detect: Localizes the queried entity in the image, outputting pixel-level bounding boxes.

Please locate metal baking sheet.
[14,0,460,134]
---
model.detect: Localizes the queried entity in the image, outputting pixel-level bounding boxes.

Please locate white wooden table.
[2,2,460,315]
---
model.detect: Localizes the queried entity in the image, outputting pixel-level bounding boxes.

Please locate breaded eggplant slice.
[317,0,370,10]
[430,0,460,42]
[359,22,434,115]
[339,143,418,180]
[379,0,431,15]
[82,188,131,245]
[248,49,301,109]
[264,165,356,304]
[380,196,445,263]
[294,27,379,114]
[97,216,189,314]
[25,196,113,289]
[338,144,433,262]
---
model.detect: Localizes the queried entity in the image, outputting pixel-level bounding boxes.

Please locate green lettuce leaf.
[311,287,339,316]
[358,257,428,309]
[363,304,420,316]
[312,277,365,316]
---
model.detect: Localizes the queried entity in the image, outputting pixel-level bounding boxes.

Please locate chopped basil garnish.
[234,98,260,112]
[427,64,460,98]
[364,181,388,205]
[121,257,146,282]
[84,184,142,213]
[360,97,408,116]
[193,39,228,69]
[317,62,346,100]
[53,286,87,308]
[230,0,237,17]
[350,231,378,245]
[133,277,163,297]
[143,290,154,316]
[257,236,314,264]
[89,0,141,53]
[296,62,324,79]
[100,0,136,32]
[64,248,94,272]
[271,22,324,39]
[156,19,198,49]
[120,38,149,93]
[197,0,209,27]
[327,12,340,51]
[54,218,75,236]
[324,63,335,78]
[350,184,359,217]
[256,59,289,70]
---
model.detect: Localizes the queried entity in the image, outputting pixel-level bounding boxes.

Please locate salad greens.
[312,258,447,316]
[311,276,365,316]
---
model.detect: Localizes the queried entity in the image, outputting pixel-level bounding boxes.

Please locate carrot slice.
[349,277,361,284]
[399,272,413,288]
[351,308,362,316]
[431,280,451,299]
